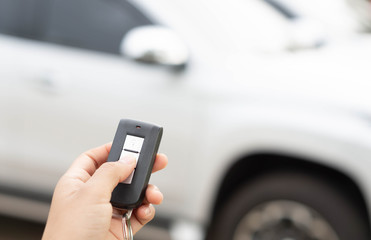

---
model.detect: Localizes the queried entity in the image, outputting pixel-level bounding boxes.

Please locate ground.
[0,215,171,240]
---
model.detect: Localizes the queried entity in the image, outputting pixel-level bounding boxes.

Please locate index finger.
[152,153,168,173]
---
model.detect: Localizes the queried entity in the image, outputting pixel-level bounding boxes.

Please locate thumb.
[85,156,136,200]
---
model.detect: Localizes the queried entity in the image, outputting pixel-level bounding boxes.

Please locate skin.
[42,143,168,240]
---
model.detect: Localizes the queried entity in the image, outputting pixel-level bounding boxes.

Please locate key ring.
[113,209,134,240]
[123,209,133,240]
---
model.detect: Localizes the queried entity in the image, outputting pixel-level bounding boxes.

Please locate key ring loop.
[112,209,134,240]
[123,210,133,240]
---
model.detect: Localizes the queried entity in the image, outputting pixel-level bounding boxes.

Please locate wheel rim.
[233,200,339,240]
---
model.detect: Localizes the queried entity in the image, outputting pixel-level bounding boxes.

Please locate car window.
[43,0,153,54]
[0,0,153,55]
[0,0,44,39]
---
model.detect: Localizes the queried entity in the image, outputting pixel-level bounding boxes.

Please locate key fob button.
[122,170,135,184]
[119,150,140,164]
[123,135,144,152]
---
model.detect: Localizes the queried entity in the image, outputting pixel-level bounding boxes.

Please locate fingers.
[65,142,165,183]
[143,184,163,205]
[130,154,166,234]
[110,185,162,236]
[152,153,168,173]
[131,184,163,234]
[132,204,156,235]
[85,155,136,201]
[66,143,112,181]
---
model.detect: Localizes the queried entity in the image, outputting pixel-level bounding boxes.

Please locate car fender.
[186,100,371,224]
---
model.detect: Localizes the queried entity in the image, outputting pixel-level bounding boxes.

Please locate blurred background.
[1,0,371,239]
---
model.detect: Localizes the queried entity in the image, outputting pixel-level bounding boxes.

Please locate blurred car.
[1,0,371,239]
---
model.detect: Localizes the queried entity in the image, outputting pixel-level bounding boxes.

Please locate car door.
[0,0,47,192]
[0,0,195,197]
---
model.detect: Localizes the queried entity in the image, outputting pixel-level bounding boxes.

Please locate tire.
[207,171,370,240]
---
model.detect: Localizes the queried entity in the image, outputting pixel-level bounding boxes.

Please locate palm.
[107,217,125,240]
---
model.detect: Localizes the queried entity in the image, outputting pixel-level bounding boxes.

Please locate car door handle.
[33,71,67,94]
[39,74,55,88]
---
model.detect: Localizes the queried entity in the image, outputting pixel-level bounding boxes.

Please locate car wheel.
[207,171,370,240]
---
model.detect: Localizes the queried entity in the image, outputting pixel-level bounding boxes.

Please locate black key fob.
[108,119,163,210]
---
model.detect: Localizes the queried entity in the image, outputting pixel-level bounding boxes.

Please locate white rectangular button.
[122,170,135,184]
[123,135,144,153]
[119,150,139,164]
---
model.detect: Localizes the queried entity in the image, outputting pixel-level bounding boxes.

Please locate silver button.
[119,150,139,164]
[122,170,135,184]
[123,135,144,152]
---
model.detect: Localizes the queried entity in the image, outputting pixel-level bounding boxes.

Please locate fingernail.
[119,155,136,165]
[152,185,160,191]
[145,205,152,216]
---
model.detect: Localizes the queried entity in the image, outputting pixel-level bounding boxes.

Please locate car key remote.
[108,119,163,210]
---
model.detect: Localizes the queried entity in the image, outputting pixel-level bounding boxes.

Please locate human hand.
[42,143,168,240]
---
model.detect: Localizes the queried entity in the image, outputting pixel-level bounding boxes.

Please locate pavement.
[0,215,171,240]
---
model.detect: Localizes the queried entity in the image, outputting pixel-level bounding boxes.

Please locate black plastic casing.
[108,119,163,210]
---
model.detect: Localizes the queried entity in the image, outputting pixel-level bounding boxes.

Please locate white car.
[0,0,371,239]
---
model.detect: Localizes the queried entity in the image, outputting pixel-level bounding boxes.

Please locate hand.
[42,143,168,240]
